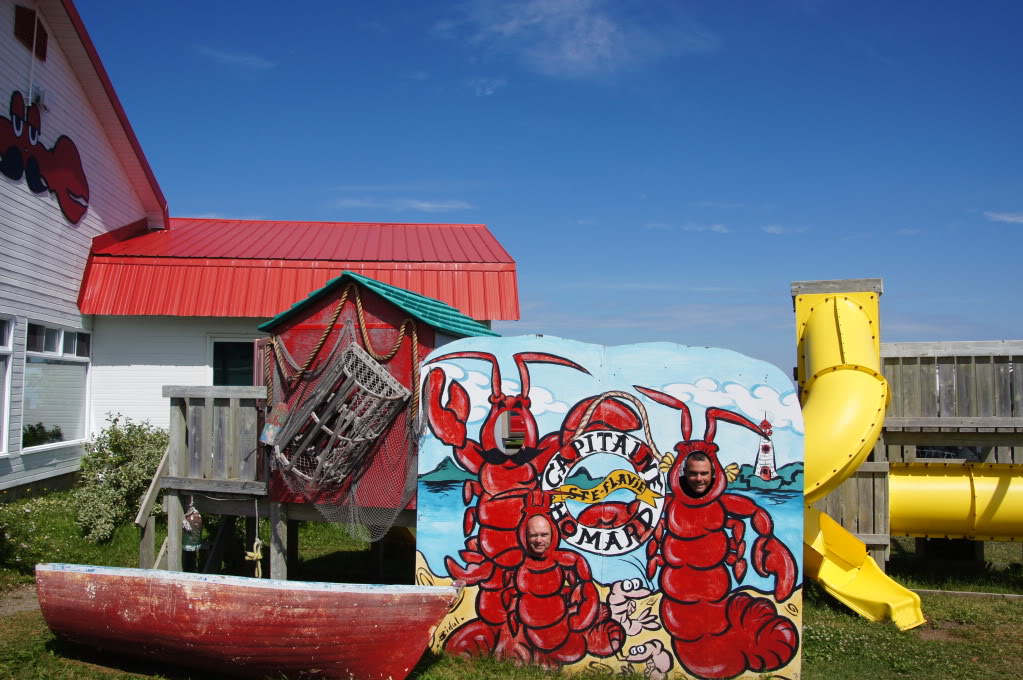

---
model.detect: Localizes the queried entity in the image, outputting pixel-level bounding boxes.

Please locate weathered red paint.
[36,564,461,680]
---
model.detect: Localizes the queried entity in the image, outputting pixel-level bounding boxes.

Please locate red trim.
[59,0,169,226]
[90,217,150,251]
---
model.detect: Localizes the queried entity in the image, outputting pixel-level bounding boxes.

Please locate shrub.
[72,414,168,543]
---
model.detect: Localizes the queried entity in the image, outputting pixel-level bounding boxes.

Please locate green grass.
[4,491,1023,679]
[0,491,144,592]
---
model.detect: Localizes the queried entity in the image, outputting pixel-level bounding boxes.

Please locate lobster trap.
[257,273,470,542]
[268,338,411,500]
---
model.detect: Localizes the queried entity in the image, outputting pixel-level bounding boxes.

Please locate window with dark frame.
[213,341,255,386]
[14,5,47,61]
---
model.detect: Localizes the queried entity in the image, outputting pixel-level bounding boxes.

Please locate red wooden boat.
[36,563,462,679]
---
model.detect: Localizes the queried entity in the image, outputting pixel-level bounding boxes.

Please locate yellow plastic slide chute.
[795,289,925,631]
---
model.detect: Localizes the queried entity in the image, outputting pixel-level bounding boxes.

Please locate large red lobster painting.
[416,338,804,679]
[1,90,89,223]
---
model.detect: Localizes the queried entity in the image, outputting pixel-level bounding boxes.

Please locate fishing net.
[263,318,422,542]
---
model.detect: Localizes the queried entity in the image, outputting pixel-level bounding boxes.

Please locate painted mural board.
[416,336,804,680]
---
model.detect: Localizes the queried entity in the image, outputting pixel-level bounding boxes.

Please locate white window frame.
[206,334,263,386]
[21,321,91,453]
[0,316,12,456]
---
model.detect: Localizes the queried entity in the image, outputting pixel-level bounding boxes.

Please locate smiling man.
[683,453,713,498]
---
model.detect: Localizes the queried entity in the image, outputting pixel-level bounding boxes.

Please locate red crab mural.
[423,351,649,656]
[1,90,89,223]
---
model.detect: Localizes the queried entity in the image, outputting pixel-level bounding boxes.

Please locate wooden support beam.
[163,385,267,399]
[886,416,1023,428]
[882,340,1023,358]
[885,431,1023,446]
[166,491,184,572]
[270,502,287,580]
[160,477,267,495]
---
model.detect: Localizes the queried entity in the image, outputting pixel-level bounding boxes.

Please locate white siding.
[91,317,268,430]
[0,0,150,488]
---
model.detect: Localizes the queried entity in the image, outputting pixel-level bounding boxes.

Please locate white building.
[1,0,167,490]
[1,1,519,493]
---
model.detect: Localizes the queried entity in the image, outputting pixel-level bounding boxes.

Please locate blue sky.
[76,1,1022,373]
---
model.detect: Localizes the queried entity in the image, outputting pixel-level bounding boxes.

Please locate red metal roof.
[79,219,519,321]
[97,218,515,263]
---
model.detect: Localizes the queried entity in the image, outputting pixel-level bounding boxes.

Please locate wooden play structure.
[800,280,1023,568]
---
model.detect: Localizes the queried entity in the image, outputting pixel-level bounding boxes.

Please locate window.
[0,318,10,454]
[14,5,47,61]
[22,323,90,449]
[213,341,255,386]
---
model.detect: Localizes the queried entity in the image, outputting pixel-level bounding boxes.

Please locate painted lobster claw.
[425,367,470,448]
[751,535,797,602]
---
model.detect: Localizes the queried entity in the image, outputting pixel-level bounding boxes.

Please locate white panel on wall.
[91,317,268,430]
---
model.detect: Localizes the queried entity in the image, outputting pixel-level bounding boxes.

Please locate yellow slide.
[891,463,1023,540]
[794,288,925,631]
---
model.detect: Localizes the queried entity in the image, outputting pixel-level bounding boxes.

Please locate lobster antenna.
[426,351,501,398]
[634,385,693,441]
[513,352,590,398]
[704,407,768,443]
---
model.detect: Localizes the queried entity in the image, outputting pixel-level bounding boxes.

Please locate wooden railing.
[136,386,266,571]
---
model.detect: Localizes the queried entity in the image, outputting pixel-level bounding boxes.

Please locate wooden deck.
[135,385,414,580]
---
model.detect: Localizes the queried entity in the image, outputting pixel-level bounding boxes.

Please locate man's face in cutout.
[684,458,713,497]
[526,516,552,556]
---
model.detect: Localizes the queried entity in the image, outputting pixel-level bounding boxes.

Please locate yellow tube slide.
[891,463,1023,541]
[795,290,925,630]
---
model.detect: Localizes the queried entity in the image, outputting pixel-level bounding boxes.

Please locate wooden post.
[167,396,188,571]
[167,491,184,571]
[270,502,288,580]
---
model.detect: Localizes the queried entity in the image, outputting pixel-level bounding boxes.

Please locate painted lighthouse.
[755,418,778,481]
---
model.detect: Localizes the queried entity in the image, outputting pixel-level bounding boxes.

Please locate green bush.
[72,414,168,543]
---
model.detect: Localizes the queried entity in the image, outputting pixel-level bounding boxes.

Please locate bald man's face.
[526,516,552,556]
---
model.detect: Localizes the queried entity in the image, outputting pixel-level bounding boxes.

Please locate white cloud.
[195,46,275,70]
[659,378,803,434]
[441,0,719,79]
[425,364,569,424]
[645,222,729,233]
[469,77,507,96]
[984,211,1023,224]
[682,223,729,233]
[762,224,808,235]
[333,197,473,212]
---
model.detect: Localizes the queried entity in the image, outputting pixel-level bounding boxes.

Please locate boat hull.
[36,563,461,679]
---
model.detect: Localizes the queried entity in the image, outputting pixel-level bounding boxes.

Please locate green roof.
[258,271,499,337]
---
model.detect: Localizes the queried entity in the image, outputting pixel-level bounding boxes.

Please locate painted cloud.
[660,377,803,434]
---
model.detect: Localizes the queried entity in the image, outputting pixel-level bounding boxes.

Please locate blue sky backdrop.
[76,1,1023,373]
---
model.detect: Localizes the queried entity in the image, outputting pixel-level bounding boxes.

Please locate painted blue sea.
[417,480,803,593]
